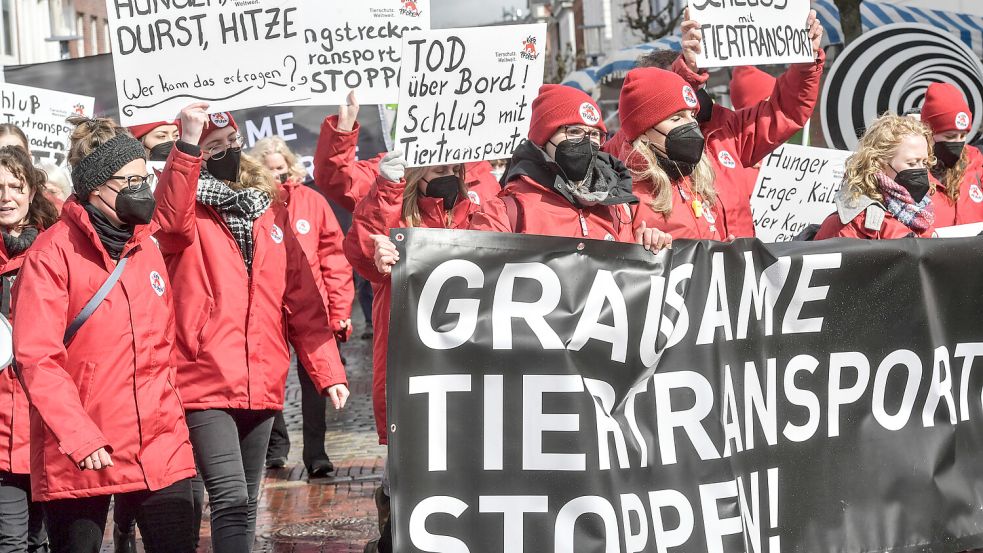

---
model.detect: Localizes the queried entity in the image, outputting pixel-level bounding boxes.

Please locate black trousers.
[0,471,46,552]
[41,478,194,553]
[267,361,330,467]
[186,409,274,553]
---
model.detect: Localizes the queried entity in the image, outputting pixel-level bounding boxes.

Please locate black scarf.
[1,226,38,257]
[502,140,638,209]
[84,202,133,260]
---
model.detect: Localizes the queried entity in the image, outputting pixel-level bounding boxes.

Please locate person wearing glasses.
[0,146,58,553]
[154,104,349,552]
[468,84,669,249]
[11,116,197,552]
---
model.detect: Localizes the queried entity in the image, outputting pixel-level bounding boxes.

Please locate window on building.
[89,16,98,55]
[104,19,111,53]
[76,12,84,58]
[1,0,15,57]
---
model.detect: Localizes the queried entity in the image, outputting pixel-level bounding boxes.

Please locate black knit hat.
[71,133,146,200]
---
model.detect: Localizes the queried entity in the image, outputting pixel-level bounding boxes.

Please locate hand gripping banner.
[387,229,983,553]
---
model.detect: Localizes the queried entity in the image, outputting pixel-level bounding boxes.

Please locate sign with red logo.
[395,23,547,167]
[0,83,94,168]
[291,0,431,106]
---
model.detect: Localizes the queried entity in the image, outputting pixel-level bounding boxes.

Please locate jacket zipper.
[578,210,588,237]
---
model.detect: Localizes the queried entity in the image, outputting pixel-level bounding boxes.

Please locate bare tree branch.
[619,0,684,42]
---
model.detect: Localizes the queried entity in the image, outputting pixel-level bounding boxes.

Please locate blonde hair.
[401,165,467,228]
[934,147,969,202]
[625,139,716,216]
[230,153,280,203]
[843,113,936,203]
[249,136,307,182]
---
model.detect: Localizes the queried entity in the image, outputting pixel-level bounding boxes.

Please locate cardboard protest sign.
[751,143,851,242]
[689,0,813,68]
[106,0,310,126]
[294,0,430,106]
[0,83,94,167]
[394,23,546,168]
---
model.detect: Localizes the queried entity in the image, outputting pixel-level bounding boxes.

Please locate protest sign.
[935,222,983,238]
[689,0,813,68]
[394,23,546,168]
[750,144,850,242]
[388,228,983,553]
[0,83,94,167]
[294,0,430,106]
[106,0,311,126]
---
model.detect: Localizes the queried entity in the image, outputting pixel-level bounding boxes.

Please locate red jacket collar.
[61,199,160,267]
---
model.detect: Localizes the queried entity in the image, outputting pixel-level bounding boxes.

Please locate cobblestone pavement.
[103,307,386,552]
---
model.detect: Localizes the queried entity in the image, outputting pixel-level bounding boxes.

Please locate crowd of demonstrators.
[250,136,354,476]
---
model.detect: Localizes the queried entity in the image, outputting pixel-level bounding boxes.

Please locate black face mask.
[100,182,157,225]
[894,168,930,203]
[549,139,599,182]
[148,141,175,162]
[277,173,289,184]
[655,122,706,165]
[696,89,714,124]
[934,141,965,171]
[422,175,460,210]
[206,149,241,182]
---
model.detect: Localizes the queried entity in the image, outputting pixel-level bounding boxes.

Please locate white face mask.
[491,168,505,180]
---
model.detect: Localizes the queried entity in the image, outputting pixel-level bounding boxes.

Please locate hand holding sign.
[371,234,399,275]
[688,0,813,68]
[806,9,823,57]
[681,8,703,72]
[338,91,360,133]
[178,102,211,145]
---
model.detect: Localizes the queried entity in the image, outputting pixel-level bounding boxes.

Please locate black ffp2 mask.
[422,175,461,210]
[934,141,965,170]
[101,182,157,225]
[550,139,599,182]
[894,168,930,203]
[206,149,241,182]
[148,141,175,162]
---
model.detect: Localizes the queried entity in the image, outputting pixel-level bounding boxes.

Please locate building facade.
[0,0,106,68]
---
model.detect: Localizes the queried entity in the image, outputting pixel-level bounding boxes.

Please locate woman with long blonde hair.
[344,152,482,553]
[606,66,724,240]
[816,113,937,239]
[154,104,349,552]
[250,136,354,477]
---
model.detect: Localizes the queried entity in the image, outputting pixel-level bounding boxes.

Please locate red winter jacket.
[280,180,355,340]
[814,205,936,239]
[0,241,30,475]
[344,175,483,444]
[155,146,347,412]
[313,115,501,212]
[930,145,983,227]
[12,200,196,501]
[471,175,634,241]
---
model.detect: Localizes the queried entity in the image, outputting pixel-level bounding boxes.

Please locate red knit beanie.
[729,66,776,110]
[128,121,177,141]
[197,112,239,146]
[618,67,700,143]
[922,82,972,135]
[528,84,606,147]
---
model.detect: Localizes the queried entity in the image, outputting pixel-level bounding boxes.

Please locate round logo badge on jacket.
[271,224,284,244]
[682,86,699,108]
[295,219,311,235]
[210,113,231,128]
[970,183,983,203]
[579,102,601,126]
[149,271,166,297]
[467,190,481,205]
[717,150,737,169]
[703,202,716,224]
[956,112,971,131]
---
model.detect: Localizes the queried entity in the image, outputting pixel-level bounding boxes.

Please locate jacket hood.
[503,139,638,209]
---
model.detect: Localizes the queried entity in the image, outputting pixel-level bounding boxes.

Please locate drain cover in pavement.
[272,518,378,542]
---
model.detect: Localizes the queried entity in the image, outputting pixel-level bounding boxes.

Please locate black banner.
[388,229,983,553]
[3,54,388,180]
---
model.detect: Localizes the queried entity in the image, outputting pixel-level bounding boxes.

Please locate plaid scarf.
[876,172,934,233]
[196,172,272,271]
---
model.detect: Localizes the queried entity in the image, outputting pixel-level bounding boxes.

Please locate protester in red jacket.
[155,105,349,553]
[0,146,58,552]
[816,114,937,239]
[919,83,983,227]
[313,91,500,212]
[251,135,354,476]
[128,121,179,162]
[12,117,197,552]
[729,66,776,111]
[469,84,671,251]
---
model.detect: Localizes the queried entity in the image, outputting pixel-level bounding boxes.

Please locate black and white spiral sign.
[822,23,983,150]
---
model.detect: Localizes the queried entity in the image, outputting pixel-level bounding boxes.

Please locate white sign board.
[751,144,852,242]
[106,0,310,126]
[934,222,983,238]
[689,0,813,68]
[0,83,94,167]
[294,0,430,105]
[394,23,546,168]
